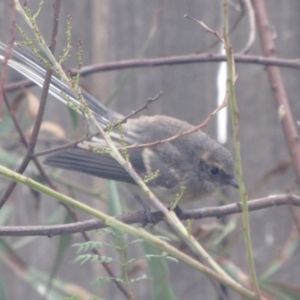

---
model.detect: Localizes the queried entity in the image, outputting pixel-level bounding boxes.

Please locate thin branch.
[184,15,225,44]
[223,1,261,295]
[188,3,246,53]
[106,91,163,130]
[0,194,298,237]
[32,128,95,158]
[4,54,300,93]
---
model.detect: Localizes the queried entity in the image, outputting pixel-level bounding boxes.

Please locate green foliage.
[74,254,114,265]
[72,228,176,293]
[143,242,177,300]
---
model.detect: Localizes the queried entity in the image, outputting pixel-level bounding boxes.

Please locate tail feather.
[0,42,120,126]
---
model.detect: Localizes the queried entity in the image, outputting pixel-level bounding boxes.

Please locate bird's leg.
[169,205,184,219]
[134,194,157,226]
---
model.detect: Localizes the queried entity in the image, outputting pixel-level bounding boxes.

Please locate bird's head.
[197,142,239,192]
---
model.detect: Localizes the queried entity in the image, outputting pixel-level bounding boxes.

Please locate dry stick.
[79,54,300,74]
[32,128,95,158]
[5,54,300,93]
[0,194,298,237]
[184,15,225,44]
[106,91,163,130]
[252,0,300,230]
[196,0,250,54]
[0,195,300,237]
[197,0,255,54]
[185,2,249,54]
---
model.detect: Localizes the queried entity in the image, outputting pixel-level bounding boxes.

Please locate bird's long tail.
[0,42,120,126]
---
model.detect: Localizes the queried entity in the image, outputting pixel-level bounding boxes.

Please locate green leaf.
[93,276,124,287]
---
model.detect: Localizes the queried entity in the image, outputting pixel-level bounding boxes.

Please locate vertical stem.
[222,0,261,297]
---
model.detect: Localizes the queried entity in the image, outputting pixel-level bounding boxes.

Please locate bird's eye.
[210,167,220,175]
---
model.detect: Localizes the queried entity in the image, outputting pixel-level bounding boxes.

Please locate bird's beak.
[228,178,239,189]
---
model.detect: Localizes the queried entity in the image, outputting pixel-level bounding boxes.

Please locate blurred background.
[0,0,300,299]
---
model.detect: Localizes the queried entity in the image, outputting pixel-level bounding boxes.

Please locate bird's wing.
[44,145,182,190]
[44,148,139,184]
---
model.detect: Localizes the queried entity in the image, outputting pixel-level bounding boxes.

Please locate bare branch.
[106,91,163,130]
[4,54,300,93]
[0,194,298,237]
[184,15,225,44]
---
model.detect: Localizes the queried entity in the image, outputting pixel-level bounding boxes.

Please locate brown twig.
[106,91,163,130]
[63,54,300,76]
[32,129,96,158]
[0,194,298,237]
[4,54,300,93]
[184,15,225,44]
[190,3,246,54]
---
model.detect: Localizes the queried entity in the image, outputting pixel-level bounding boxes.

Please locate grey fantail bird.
[0,42,238,204]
